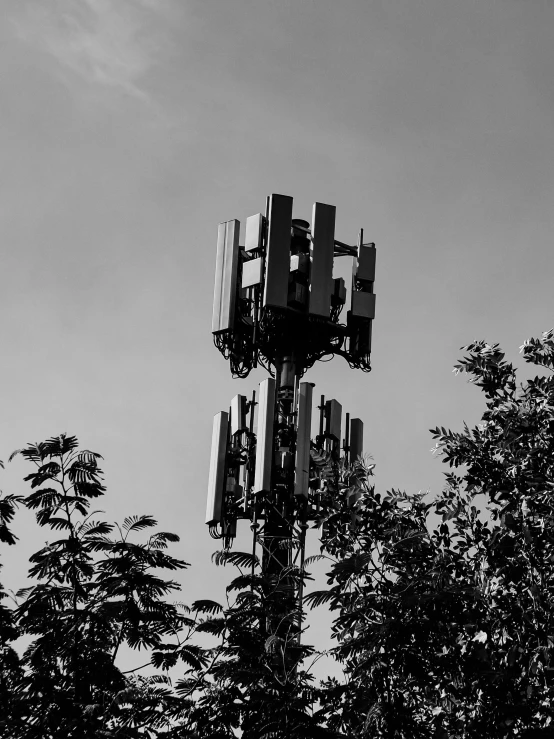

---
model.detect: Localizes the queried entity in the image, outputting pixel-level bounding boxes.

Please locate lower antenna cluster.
[206,379,364,551]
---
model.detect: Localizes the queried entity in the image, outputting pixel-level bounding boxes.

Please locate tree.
[6,434,193,738]
[0,463,24,738]
[306,330,554,738]
[177,549,334,739]
[5,330,554,738]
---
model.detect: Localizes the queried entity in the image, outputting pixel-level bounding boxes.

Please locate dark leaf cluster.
[3,331,554,738]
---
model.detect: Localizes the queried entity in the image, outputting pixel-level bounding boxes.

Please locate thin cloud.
[12,0,172,100]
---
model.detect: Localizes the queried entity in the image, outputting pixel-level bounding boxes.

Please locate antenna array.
[206,193,376,659]
[212,194,375,378]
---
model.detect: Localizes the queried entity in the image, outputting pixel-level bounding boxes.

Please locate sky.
[1,0,554,680]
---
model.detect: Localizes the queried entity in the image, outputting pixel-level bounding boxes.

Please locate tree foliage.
[3,331,554,737]
[0,469,24,739]
[173,543,336,739]
[3,434,191,738]
[306,331,554,737]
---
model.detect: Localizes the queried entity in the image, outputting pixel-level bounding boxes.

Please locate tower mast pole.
[206,191,376,674]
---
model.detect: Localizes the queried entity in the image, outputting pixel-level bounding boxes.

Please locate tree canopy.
[2,330,554,737]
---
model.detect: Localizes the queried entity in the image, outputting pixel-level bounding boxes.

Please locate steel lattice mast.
[206,193,376,656]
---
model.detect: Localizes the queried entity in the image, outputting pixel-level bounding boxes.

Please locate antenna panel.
[294,382,313,498]
[206,411,229,525]
[325,399,342,441]
[356,244,376,283]
[351,291,376,319]
[212,220,240,334]
[350,418,364,461]
[290,253,310,274]
[309,202,336,317]
[253,378,276,493]
[245,213,265,253]
[348,318,373,357]
[332,277,346,307]
[242,257,263,289]
[230,394,247,436]
[263,194,293,308]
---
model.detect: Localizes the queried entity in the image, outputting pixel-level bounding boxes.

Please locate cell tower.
[207,193,376,654]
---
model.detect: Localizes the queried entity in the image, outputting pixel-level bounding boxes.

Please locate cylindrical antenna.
[243,390,256,511]
[344,411,350,463]
[249,390,256,432]
[318,395,325,442]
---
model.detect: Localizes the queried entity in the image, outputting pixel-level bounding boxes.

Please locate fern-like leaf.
[303,554,332,567]
[212,550,259,569]
[304,590,335,608]
[122,514,157,532]
[192,599,223,615]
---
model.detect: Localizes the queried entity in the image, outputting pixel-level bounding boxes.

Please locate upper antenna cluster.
[212,193,376,378]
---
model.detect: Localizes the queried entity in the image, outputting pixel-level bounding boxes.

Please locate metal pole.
[260,350,302,675]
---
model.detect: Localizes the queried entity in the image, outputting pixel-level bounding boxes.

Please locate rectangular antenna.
[242,257,263,289]
[253,378,276,493]
[356,244,376,283]
[294,382,313,498]
[245,213,265,252]
[206,411,229,525]
[212,220,240,333]
[263,194,293,308]
[344,412,350,458]
[325,399,342,441]
[349,319,373,357]
[351,291,376,319]
[310,202,336,317]
[230,394,247,436]
[318,394,325,442]
[350,418,364,462]
[351,241,376,318]
[347,418,364,509]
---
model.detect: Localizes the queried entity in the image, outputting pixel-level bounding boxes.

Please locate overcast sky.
[1,0,553,678]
